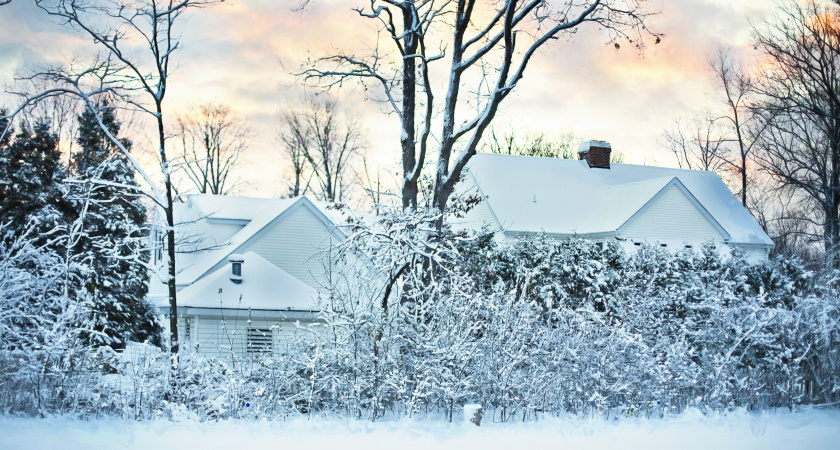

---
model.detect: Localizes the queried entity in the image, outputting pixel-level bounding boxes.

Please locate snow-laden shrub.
[309,212,838,420]
[1,212,838,421]
[0,223,98,417]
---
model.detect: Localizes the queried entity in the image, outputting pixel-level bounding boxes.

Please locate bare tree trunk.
[401,6,419,211]
[158,98,179,353]
[828,137,840,270]
[301,0,657,222]
[293,170,302,197]
[733,112,749,207]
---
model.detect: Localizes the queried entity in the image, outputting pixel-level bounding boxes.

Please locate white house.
[455,141,774,260]
[147,194,349,355]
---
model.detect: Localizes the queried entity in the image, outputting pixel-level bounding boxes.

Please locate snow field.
[1,408,838,450]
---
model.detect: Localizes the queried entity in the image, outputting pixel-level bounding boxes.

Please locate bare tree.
[176,104,251,195]
[484,126,580,159]
[20,81,82,160]
[662,114,731,173]
[277,96,365,202]
[353,152,403,214]
[300,0,659,222]
[755,184,823,263]
[709,49,764,208]
[751,0,840,269]
[661,50,764,209]
[1,0,221,354]
[482,126,631,162]
[276,106,311,198]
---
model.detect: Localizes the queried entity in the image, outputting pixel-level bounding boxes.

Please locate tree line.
[0,104,161,350]
[2,0,839,388]
[662,0,840,270]
[2,226,837,420]
[0,0,661,353]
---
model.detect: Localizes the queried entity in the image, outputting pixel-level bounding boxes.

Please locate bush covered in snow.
[303,218,839,421]
[1,212,838,422]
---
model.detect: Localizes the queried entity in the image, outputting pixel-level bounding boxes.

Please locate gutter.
[503,230,618,240]
[159,306,321,321]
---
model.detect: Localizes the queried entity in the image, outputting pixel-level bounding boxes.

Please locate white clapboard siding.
[463,195,501,230]
[189,317,318,356]
[621,183,725,242]
[177,316,196,349]
[734,246,771,263]
[194,317,274,356]
[176,217,211,253]
[453,173,504,239]
[147,273,168,300]
[207,222,245,245]
[242,205,337,289]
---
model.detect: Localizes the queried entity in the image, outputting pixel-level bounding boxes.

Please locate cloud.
[0,0,776,195]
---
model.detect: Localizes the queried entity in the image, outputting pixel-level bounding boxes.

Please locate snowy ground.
[1,408,838,450]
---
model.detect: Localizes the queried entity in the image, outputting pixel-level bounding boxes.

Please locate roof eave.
[503,230,618,239]
[160,306,321,320]
[727,241,775,249]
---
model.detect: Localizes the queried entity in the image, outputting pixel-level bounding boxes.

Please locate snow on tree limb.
[298,0,661,217]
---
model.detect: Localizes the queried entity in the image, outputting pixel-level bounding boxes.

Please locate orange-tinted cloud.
[1,0,775,197]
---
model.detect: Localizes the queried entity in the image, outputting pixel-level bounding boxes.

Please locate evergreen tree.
[0,116,89,353]
[0,109,11,147]
[0,119,71,236]
[70,104,163,348]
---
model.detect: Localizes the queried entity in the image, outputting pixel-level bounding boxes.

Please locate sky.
[0,0,774,200]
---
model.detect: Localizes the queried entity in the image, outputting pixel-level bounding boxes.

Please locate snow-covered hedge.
[1,220,838,421]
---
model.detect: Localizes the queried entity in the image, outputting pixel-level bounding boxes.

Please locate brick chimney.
[578,140,612,169]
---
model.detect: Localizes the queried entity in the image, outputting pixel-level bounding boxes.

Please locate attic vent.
[247,328,273,354]
[229,254,244,284]
[578,140,612,169]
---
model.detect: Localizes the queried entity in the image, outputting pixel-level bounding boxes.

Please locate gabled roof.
[171,252,319,311]
[164,195,349,287]
[462,153,773,247]
[616,177,731,240]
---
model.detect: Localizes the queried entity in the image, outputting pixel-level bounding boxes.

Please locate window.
[154,229,165,264]
[247,328,273,354]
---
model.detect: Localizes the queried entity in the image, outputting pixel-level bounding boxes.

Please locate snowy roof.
[170,252,319,311]
[462,153,773,247]
[164,194,349,287]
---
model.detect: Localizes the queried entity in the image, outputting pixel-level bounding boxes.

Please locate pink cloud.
[0,0,776,196]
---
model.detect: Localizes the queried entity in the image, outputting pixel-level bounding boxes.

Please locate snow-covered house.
[456,141,774,261]
[147,195,348,355]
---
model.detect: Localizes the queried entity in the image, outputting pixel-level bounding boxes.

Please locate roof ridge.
[473,152,720,174]
[189,193,287,201]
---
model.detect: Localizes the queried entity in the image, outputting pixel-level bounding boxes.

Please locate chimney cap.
[228,254,245,263]
[578,140,612,153]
